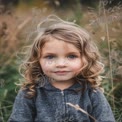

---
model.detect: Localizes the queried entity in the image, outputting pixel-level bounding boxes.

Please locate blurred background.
[0,0,122,121]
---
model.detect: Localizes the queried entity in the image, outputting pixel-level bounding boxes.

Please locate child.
[8,15,115,122]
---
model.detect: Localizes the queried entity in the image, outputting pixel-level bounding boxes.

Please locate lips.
[54,71,70,75]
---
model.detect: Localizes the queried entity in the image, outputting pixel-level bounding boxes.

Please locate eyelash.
[67,55,78,59]
[44,55,78,60]
[44,55,55,59]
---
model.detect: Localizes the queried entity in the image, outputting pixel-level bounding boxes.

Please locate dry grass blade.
[66,103,97,122]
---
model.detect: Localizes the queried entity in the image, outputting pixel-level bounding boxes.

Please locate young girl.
[8,15,115,122]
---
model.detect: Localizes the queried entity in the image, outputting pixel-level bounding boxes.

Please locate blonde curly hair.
[20,15,104,98]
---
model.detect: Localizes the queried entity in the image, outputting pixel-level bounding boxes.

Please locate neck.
[50,79,75,90]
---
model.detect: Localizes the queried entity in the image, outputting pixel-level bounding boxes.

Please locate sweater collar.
[37,78,83,91]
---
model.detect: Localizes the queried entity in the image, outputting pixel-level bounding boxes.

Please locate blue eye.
[67,55,77,59]
[45,55,55,59]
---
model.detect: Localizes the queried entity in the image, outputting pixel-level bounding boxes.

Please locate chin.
[51,77,73,82]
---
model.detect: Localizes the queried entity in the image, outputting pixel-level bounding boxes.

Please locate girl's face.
[39,39,83,84]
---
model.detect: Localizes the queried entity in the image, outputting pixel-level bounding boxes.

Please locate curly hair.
[19,15,104,98]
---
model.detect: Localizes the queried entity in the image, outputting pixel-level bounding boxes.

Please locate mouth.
[54,71,70,75]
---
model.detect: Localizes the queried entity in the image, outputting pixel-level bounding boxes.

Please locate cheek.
[70,60,83,72]
[40,60,54,73]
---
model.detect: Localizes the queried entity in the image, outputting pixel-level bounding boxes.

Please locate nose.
[55,58,67,67]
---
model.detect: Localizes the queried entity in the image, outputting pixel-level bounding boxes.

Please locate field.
[0,0,122,121]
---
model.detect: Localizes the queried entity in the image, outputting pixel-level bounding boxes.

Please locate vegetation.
[0,0,122,121]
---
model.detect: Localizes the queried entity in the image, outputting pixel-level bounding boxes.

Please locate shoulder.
[89,88,104,99]
[86,87,115,121]
[87,86,111,108]
[87,86,107,106]
[17,89,27,96]
[15,88,36,102]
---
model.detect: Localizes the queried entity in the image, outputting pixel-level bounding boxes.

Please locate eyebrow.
[67,52,80,54]
[43,52,80,55]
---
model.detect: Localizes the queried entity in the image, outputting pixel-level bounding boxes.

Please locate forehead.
[41,39,80,54]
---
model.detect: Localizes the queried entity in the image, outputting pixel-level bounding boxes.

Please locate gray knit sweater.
[8,81,115,122]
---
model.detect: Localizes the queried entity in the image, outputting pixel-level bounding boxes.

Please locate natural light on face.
[39,39,83,82]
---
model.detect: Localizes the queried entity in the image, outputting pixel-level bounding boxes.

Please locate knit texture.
[8,81,115,122]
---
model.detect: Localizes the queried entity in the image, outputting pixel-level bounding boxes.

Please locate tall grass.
[87,0,122,121]
[0,0,121,121]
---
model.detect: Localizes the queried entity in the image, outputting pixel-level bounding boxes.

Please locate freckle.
[48,61,53,64]
[45,61,53,65]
